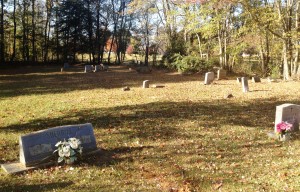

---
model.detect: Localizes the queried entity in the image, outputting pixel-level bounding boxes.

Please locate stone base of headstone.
[1,149,102,174]
[267,132,291,142]
[152,84,165,88]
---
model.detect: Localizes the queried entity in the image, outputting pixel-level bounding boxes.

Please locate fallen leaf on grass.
[214,182,223,190]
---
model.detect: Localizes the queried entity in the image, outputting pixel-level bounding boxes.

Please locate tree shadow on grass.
[0,97,293,134]
[0,181,73,192]
[1,97,297,191]
[0,66,203,99]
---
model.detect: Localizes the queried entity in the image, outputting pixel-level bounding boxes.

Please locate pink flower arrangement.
[276,121,293,134]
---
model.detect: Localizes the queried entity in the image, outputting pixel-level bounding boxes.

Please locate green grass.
[1,65,300,191]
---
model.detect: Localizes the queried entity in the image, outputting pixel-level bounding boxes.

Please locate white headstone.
[217,69,226,80]
[84,65,93,73]
[204,72,214,85]
[274,104,300,132]
[241,77,249,92]
[143,80,150,88]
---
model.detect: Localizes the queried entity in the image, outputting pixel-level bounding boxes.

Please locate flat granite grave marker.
[143,80,150,88]
[242,77,249,92]
[217,69,227,80]
[1,123,98,174]
[84,65,93,73]
[204,72,214,85]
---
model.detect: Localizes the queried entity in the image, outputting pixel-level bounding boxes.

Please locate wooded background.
[1,0,300,79]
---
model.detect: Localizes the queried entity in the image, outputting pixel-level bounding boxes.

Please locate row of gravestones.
[204,69,261,93]
[84,64,109,73]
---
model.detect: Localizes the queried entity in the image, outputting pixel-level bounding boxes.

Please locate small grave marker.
[1,123,98,174]
[122,86,130,91]
[204,72,214,85]
[252,76,261,83]
[217,69,227,80]
[143,80,150,88]
[152,84,165,88]
[242,77,249,92]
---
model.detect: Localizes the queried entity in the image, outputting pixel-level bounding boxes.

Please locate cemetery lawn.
[1,65,300,191]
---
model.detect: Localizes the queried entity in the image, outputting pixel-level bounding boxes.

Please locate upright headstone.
[274,104,300,132]
[252,76,261,83]
[1,123,98,174]
[84,65,93,73]
[94,65,101,72]
[143,80,150,88]
[241,77,249,92]
[204,72,214,85]
[63,63,69,69]
[217,69,227,80]
[100,64,108,71]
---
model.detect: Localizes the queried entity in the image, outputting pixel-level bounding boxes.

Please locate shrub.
[174,55,213,74]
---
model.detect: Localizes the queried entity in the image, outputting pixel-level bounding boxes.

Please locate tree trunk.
[283,40,290,80]
[10,0,17,62]
[32,0,36,62]
[0,0,5,64]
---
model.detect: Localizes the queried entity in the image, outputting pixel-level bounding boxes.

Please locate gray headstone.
[204,72,214,85]
[242,77,249,92]
[252,76,261,83]
[274,104,300,132]
[100,64,108,71]
[94,65,101,72]
[217,69,226,80]
[143,80,150,88]
[84,65,93,73]
[63,63,69,69]
[19,123,97,167]
[237,77,242,83]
